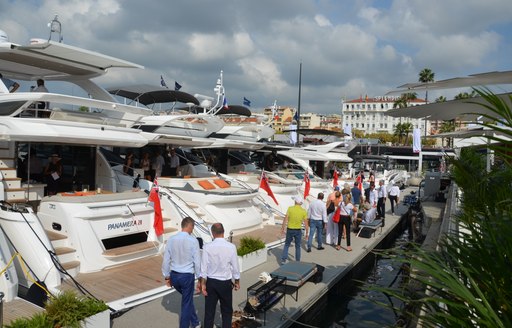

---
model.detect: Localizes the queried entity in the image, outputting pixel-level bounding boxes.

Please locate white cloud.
[314,14,332,27]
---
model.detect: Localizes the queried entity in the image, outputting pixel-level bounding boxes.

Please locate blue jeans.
[281,229,302,263]
[170,271,200,328]
[307,220,324,249]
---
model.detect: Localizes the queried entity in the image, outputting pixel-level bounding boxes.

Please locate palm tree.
[454,90,477,100]
[402,122,414,145]
[393,123,408,145]
[418,68,435,104]
[439,120,456,147]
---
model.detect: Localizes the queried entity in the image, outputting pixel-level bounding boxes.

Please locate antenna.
[209,70,224,115]
[48,14,63,42]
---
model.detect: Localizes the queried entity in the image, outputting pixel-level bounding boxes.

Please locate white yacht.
[108,84,225,138]
[0,26,216,311]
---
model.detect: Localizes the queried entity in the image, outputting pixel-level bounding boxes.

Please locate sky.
[1,0,511,114]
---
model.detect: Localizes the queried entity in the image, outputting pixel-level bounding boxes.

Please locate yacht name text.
[108,220,143,230]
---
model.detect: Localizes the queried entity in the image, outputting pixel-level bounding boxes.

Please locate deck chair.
[356,219,383,238]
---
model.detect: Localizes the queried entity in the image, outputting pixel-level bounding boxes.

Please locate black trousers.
[389,195,398,214]
[204,278,233,328]
[377,197,386,226]
[337,215,351,247]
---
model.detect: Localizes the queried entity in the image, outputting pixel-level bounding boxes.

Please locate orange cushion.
[197,180,216,190]
[60,191,97,196]
[213,179,230,188]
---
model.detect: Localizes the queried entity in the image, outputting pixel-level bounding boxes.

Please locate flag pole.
[296,61,302,146]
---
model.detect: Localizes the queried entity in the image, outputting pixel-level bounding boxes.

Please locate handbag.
[332,205,341,223]
[327,202,335,215]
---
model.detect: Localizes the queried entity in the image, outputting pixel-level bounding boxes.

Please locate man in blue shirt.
[162,217,201,328]
[351,182,362,208]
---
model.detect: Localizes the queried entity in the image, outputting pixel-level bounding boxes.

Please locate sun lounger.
[356,219,383,238]
[270,262,317,301]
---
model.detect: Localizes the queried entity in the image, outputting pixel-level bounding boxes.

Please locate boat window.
[176,148,203,165]
[0,101,27,116]
[229,151,252,165]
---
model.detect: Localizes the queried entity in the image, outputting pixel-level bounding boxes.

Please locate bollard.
[0,291,4,327]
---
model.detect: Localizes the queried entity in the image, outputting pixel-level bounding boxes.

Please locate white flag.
[289,123,297,144]
[413,128,421,153]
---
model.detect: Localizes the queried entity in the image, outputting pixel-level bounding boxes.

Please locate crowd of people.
[280,169,400,263]
[123,147,182,182]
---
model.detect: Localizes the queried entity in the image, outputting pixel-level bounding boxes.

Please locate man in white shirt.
[355,203,377,229]
[377,179,387,225]
[306,192,328,252]
[388,181,401,215]
[200,223,240,328]
[152,149,165,178]
[365,182,378,207]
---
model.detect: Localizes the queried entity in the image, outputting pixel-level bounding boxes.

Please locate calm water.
[296,232,411,328]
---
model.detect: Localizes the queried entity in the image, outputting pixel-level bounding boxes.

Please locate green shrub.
[237,236,266,256]
[5,312,51,328]
[5,290,109,328]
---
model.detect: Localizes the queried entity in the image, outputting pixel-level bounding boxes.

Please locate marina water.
[297,232,411,328]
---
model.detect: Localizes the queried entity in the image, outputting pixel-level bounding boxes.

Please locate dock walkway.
[112,196,445,328]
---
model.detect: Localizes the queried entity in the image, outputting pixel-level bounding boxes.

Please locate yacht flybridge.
[0,23,275,312]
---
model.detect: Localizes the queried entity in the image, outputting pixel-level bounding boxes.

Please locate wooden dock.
[111,194,446,328]
[3,298,43,325]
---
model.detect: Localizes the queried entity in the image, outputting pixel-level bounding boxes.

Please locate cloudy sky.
[1,0,511,114]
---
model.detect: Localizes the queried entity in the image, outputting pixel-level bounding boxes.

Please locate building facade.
[263,107,341,132]
[341,96,430,135]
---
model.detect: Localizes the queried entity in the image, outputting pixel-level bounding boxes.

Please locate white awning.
[0,40,143,81]
[387,70,512,94]
[0,117,148,147]
[385,92,512,121]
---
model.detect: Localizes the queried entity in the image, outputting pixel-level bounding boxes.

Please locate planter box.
[81,309,111,328]
[238,247,268,273]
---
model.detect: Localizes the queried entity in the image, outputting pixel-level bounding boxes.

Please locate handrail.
[158,187,211,238]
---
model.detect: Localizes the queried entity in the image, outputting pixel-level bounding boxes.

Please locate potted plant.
[237,236,267,272]
[5,290,110,328]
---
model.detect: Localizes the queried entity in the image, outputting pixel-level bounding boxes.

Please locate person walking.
[388,181,401,215]
[377,179,387,226]
[306,192,327,252]
[161,217,201,328]
[280,196,308,265]
[199,223,240,328]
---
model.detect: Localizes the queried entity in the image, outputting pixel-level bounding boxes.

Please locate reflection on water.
[302,232,411,328]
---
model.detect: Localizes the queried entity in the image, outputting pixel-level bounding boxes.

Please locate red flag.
[260,172,279,205]
[332,170,338,189]
[149,186,163,236]
[356,174,363,193]
[303,170,310,199]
